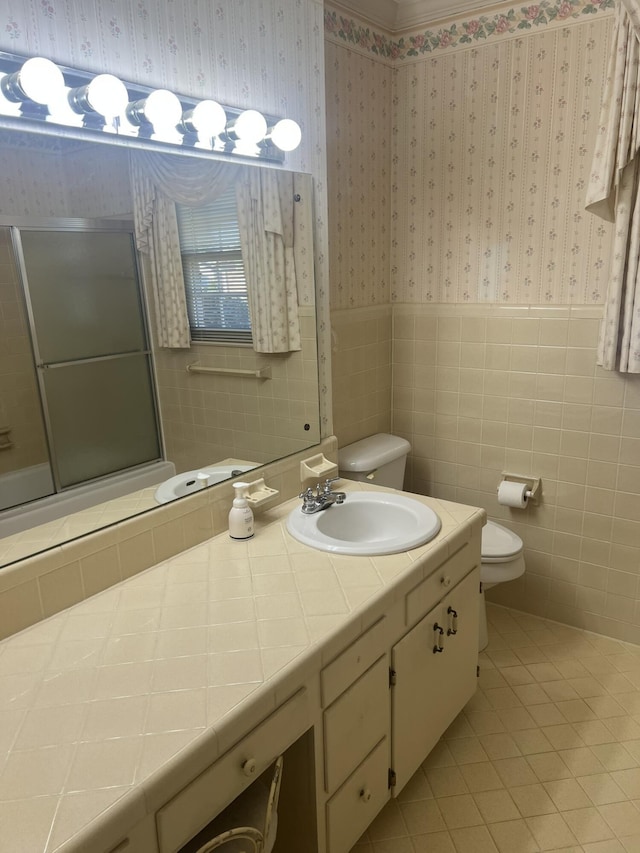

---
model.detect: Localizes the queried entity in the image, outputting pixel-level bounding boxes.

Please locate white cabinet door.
[391,567,479,794]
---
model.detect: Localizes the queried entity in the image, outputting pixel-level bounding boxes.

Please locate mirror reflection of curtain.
[586,0,640,373]
[130,152,240,349]
[130,153,301,354]
[236,170,301,353]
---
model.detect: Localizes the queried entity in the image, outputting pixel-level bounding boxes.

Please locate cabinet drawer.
[326,737,390,853]
[321,616,387,707]
[324,655,389,794]
[104,816,158,853]
[406,542,476,626]
[156,688,308,853]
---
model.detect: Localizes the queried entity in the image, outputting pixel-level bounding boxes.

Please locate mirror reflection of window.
[176,188,253,345]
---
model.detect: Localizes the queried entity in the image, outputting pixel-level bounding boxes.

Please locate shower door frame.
[6,215,166,495]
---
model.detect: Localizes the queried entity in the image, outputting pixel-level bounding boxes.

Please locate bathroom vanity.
[0,483,483,853]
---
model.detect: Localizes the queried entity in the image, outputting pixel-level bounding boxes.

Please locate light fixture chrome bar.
[0,50,302,164]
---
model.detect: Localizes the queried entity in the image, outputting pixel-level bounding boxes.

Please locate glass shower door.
[15,226,161,490]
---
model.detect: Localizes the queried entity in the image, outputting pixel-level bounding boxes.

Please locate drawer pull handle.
[433,622,444,653]
[359,787,372,802]
[441,575,451,588]
[447,606,458,635]
[242,758,257,777]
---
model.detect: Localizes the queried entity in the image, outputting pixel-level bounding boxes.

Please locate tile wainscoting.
[391,303,640,644]
[331,305,393,448]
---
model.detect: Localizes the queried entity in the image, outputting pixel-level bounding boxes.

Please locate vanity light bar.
[0,51,302,163]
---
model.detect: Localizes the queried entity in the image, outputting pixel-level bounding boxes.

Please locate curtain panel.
[129,151,240,349]
[586,0,640,372]
[236,170,302,354]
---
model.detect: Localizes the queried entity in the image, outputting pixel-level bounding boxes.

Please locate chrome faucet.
[299,477,347,514]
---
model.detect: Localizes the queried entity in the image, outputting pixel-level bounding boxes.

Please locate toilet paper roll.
[497,480,530,509]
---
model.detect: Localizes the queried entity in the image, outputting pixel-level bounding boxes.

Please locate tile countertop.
[0,482,484,853]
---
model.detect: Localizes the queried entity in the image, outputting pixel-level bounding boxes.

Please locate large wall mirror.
[0,130,320,568]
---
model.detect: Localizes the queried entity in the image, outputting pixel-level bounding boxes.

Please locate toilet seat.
[481,520,523,563]
[480,521,525,586]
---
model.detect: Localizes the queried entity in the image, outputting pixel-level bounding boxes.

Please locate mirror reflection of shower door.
[14,225,161,491]
[0,226,53,511]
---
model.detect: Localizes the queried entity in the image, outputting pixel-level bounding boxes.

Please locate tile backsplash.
[0,436,338,641]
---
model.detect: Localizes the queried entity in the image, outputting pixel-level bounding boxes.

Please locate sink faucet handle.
[299,487,318,512]
[321,476,340,493]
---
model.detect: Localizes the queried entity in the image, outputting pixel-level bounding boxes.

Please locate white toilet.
[338,434,526,651]
[478,520,525,650]
[338,433,412,488]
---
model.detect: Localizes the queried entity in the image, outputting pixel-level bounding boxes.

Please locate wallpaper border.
[324,0,614,60]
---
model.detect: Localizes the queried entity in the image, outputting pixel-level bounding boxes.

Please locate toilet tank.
[338,433,411,490]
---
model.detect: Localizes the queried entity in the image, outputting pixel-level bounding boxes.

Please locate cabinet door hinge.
[388,768,397,789]
[389,667,397,687]
[476,665,480,678]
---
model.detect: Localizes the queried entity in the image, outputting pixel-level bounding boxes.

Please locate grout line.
[351,602,640,852]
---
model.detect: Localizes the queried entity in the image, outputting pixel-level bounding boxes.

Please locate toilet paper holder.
[499,472,541,506]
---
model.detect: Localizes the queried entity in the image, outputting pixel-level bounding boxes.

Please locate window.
[176,187,251,344]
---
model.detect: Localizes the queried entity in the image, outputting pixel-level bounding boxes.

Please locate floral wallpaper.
[392,17,614,304]
[324,0,614,60]
[400,0,614,55]
[0,135,132,218]
[325,42,392,310]
[324,10,396,60]
[325,1,615,306]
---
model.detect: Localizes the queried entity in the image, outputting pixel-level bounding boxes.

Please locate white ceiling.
[334,0,504,31]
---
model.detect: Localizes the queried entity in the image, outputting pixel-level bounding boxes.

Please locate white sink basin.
[154,463,257,504]
[286,491,441,556]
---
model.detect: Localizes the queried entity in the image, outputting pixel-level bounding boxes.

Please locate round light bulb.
[233,109,268,144]
[143,89,182,130]
[83,74,129,118]
[270,118,302,152]
[15,57,65,105]
[185,100,226,136]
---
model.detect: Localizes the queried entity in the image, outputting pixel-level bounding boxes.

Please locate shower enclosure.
[2,219,162,511]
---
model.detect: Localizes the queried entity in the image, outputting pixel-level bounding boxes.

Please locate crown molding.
[394,0,511,30]
[331,0,518,31]
[328,0,397,30]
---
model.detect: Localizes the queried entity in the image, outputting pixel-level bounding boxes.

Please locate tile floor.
[351,603,640,853]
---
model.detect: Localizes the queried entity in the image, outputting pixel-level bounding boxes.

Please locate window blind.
[176,188,251,344]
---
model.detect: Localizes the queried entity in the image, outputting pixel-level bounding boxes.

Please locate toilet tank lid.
[482,520,524,559]
[338,433,411,472]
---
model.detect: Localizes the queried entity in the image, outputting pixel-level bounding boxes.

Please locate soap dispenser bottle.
[228,482,254,540]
